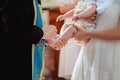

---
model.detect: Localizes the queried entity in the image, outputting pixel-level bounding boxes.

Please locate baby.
[48,0,97,50]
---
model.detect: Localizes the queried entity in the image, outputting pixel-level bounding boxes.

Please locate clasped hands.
[46,25,90,51]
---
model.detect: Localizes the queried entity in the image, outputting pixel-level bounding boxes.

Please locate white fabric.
[57,0,81,79]
[71,0,120,80]
[58,19,81,79]
[96,0,114,14]
[74,0,96,12]
[75,20,96,31]
[57,0,75,7]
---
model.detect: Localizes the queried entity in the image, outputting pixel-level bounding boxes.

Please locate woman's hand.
[73,24,90,42]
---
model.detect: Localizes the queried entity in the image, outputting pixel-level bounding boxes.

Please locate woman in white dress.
[71,0,120,80]
[57,0,80,79]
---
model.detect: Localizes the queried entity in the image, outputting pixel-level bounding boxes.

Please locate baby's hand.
[56,15,65,22]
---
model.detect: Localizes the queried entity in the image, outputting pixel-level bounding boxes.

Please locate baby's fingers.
[56,17,60,22]
[56,15,64,22]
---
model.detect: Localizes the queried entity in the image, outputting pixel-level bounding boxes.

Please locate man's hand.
[42,25,57,39]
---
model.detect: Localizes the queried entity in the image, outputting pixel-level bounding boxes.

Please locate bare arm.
[73,18,120,40]
[78,4,97,18]
[88,22,120,40]
[56,9,74,22]
[72,3,97,21]
[63,9,74,18]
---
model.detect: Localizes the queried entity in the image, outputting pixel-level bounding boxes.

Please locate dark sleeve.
[32,25,44,44]
[38,0,41,5]
[0,13,5,32]
[1,0,44,44]
[23,25,44,44]
[0,0,7,32]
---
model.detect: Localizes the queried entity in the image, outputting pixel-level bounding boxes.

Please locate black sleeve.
[38,0,41,5]
[1,0,44,44]
[23,25,44,44]
[0,11,5,32]
[32,25,44,44]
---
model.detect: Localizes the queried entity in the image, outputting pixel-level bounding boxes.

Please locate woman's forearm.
[88,27,120,40]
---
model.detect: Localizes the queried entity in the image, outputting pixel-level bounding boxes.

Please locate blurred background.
[41,0,81,80]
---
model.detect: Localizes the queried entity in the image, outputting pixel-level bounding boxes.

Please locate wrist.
[62,14,67,19]
[86,31,93,38]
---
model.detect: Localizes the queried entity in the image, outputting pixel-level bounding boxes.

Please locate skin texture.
[73,18,120,41]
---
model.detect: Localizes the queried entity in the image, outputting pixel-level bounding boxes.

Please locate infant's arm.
[56,9,75,22]
[72,2,97,22]
[80,3,97,18]
[63,9,75,19]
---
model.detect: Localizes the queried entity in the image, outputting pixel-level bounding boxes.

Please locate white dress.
[57,0,81,79]
[71,0,120,80]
